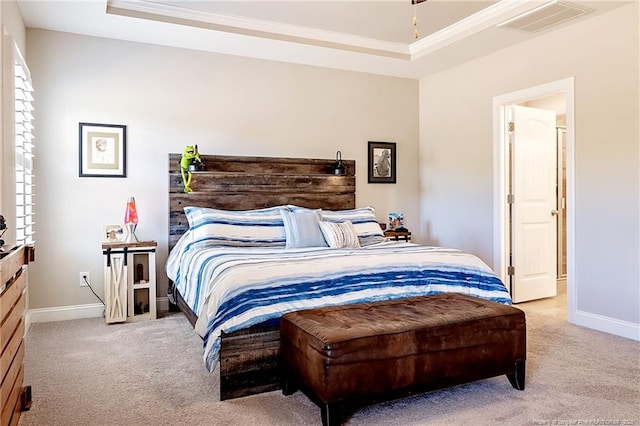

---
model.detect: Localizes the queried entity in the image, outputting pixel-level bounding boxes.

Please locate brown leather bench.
[280,293,526,426]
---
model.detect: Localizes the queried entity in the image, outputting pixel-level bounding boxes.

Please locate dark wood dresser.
[0,245,33,426]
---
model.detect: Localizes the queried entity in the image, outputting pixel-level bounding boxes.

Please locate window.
[14,44,35,245]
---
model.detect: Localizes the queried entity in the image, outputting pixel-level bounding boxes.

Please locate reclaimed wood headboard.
[168,153,356,252]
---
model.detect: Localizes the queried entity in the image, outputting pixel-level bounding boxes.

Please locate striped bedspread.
[166,235,511,372]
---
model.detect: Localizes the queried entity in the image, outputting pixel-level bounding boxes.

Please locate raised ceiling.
[17,0,631,79]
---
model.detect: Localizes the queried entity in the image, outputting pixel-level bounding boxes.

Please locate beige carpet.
[17,299,640,426]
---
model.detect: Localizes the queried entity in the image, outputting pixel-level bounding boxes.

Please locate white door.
[510,105,558,303]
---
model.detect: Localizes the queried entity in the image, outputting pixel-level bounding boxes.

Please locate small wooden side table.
[102,240,157,323]
[384,231,412,242]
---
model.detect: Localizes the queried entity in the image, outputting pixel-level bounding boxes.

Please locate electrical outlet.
[79,271,90,287]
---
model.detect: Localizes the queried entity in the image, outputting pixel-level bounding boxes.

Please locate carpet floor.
[17,298,640,426]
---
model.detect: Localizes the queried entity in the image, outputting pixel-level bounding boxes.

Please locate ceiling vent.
[497,1,592,33]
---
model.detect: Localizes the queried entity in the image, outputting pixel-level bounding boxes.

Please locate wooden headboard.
[168,154,356,251]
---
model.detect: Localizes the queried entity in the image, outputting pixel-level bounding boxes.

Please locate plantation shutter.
[14,44,35,245]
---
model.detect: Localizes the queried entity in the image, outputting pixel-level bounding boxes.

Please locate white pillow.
[281,209,328,248]
[184,206,286,247]
[318,220,361,249]
[320,207,385,246]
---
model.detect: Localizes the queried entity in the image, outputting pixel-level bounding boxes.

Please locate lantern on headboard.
[332,151,346,176]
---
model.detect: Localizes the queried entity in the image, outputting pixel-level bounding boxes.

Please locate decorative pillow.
[281,209,328,248]
[285,205,314,213]
[318,220,361,249]
[184,206,286,247]
[320,207,385,246]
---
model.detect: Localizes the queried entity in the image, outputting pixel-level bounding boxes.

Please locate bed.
[166,153,512,400]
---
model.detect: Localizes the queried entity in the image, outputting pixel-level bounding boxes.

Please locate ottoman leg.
[507,360,526,390]
[282,371,299,396]
[321,402,342,426]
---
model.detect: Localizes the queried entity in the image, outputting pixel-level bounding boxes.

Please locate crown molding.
[107,0,411,60]
[108,0,553,63]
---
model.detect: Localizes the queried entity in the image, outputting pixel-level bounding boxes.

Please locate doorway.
[493,78,576,322]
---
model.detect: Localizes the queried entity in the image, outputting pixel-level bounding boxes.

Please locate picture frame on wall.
[79,122,127,177]
[368,141,396,184]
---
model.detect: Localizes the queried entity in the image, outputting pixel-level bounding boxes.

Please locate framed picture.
[103,224,125,243]
[388,212,404,231]
[79,122,126,177]
[368,141,396,183]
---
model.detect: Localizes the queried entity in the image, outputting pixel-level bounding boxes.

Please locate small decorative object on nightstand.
[388,212,404,231]
[102,240,157,323]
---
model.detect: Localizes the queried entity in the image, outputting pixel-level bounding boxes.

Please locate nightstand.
[384,231,411,242]
[102,241,157,323]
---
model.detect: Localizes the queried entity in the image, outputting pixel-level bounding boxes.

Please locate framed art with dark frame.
[368,141,396,183]
[79,122,127,177]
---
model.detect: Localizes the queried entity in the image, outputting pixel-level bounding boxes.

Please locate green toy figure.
[180,145,203,193]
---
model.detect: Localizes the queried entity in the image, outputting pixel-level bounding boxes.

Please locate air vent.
[498,1,592,33]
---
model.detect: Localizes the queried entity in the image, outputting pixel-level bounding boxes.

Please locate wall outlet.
[79,271,90,287]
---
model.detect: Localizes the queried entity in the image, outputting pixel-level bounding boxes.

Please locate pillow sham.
[318,220,361,249]
[281,209,328,248]
[184,206,286,247]
[319,206,385,246]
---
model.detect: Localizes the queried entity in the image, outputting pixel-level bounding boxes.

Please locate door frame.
[492,77,576,322]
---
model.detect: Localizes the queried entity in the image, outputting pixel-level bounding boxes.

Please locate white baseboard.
[156,296,169,313]
[26,297,171,330]
[27,303,104,324]
[574,309,640,341]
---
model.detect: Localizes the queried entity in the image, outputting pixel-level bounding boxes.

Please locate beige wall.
[25,29,419,310]
[419,3,639,327]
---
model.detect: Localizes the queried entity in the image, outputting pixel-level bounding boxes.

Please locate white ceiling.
[17,0,631,79]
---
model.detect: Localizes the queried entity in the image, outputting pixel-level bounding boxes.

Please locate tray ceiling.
[17,0,631,79]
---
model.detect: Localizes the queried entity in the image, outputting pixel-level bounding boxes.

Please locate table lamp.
[123,197,139,243]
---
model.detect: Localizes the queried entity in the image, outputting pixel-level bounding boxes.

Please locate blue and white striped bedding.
[166,234,511,372]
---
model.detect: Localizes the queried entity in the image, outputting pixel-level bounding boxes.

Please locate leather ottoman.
[280,293,526,426]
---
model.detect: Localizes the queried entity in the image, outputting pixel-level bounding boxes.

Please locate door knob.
[551,210,559,216]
